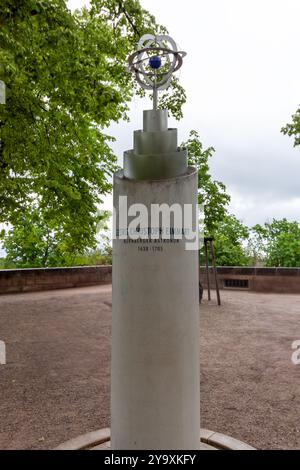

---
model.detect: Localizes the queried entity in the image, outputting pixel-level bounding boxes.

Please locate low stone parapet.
[200,266,300,294]
[0,266,112,294]
[1,265,299,295]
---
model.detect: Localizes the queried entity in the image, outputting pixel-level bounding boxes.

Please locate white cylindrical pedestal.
[111,168,200,450]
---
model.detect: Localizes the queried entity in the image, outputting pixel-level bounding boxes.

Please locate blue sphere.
[149,55,162,69]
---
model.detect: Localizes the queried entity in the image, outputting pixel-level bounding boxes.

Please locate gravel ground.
[0,285,300,449]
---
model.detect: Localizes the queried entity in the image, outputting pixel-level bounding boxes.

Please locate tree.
[1,208,65,268]
[212,214,250,266]
[252,219,300,267]
[244,227,266,266]
[184,131,243,267]
[281,105,300,147]
[0,0,185,264]
[184,130,230,235]
[0,207,111,267]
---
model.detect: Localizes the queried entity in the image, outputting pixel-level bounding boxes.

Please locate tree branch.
[116,1,141,37]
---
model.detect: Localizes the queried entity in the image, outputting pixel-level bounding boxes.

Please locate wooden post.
[210,239,221,306]
[204,238,211,301]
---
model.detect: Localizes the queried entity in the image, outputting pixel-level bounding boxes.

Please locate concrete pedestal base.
[55,428,255,451]
[112,169,200,449]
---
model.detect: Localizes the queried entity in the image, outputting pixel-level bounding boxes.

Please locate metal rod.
[204,239,211,301]
[153,86,157,110]
[211,240,221,306]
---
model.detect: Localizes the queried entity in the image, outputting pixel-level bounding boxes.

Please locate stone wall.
[0,266,112,294]
[200,267,300,294]
[1,265,300,295]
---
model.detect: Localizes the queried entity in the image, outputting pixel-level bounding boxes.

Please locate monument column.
[111,35,200,450]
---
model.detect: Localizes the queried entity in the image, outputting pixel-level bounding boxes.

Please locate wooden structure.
[204,236,221,306]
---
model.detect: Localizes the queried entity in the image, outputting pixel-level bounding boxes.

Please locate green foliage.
[158,77,186,120]
[183,131,248,266]
[1,209,61,268]
[212,214,250,266]
[252,219,300,267]
[0,0,185,267]
[71,246,112,267]
[244,228,265,266]
[0,206,111,267]
[0,258,10,269]
[0,248,112,269]
[281,105,300,147]
[184,130,230,235]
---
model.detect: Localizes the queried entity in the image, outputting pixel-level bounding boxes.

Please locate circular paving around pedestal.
[55,428,255,451]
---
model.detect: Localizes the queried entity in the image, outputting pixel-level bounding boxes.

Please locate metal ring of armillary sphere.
[128,34,186,92]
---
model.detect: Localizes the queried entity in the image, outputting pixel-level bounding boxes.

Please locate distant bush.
[0,247,112,269]
[71,247,112,267]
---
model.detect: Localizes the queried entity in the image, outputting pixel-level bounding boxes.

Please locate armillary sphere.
[128,34,186,109]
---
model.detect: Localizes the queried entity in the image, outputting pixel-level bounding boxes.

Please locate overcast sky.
[67,1,299,226]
